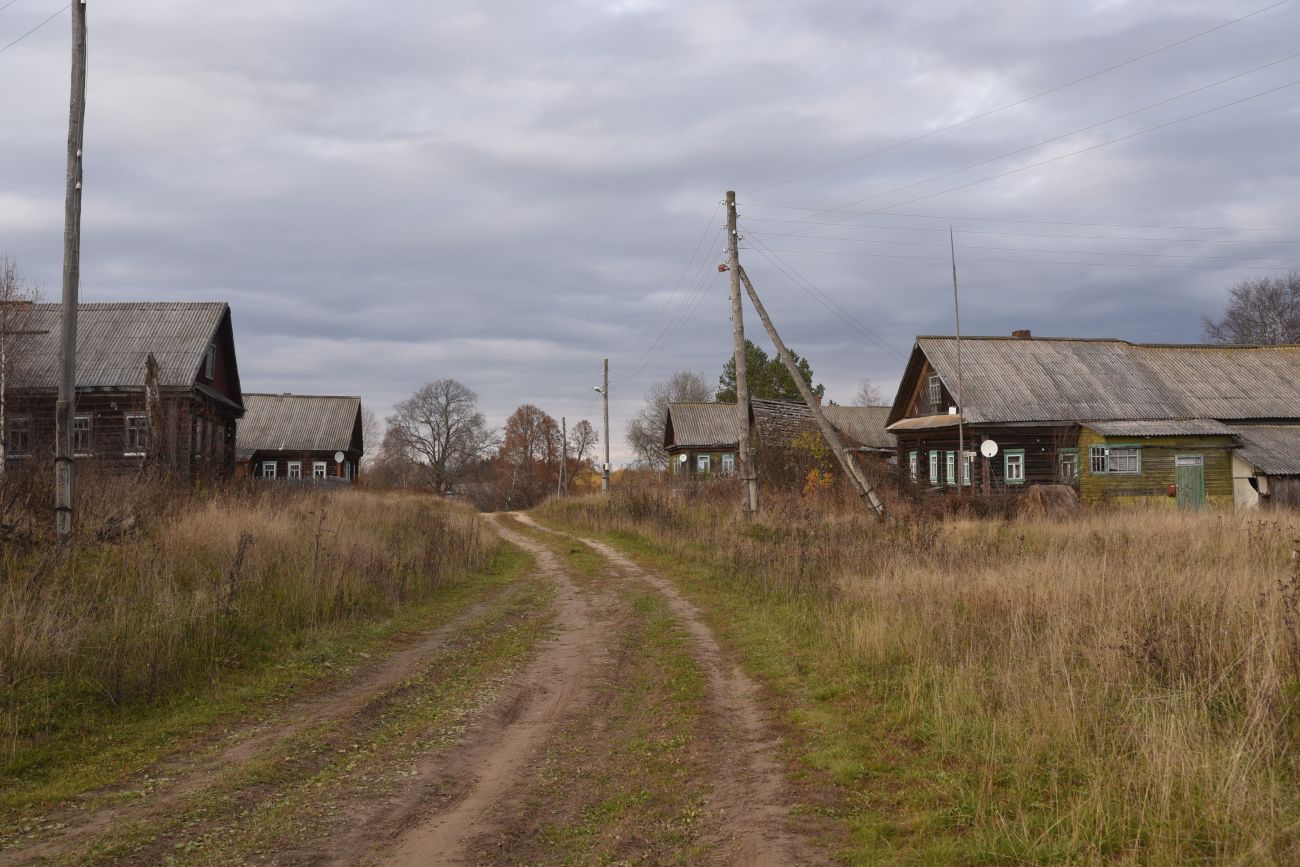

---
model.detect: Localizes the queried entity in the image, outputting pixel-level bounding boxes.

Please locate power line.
[742,0,1294,195]
[760,246,1300,271]
[745,232,1300,264]
[0,0,28,14]
[0,2,68,56]
[620,202,721,373]
[741,230,909,362]
[740,206,1300,234]
[624,227,724,380]
[769,51,1300,240]
[779,76,1300,228]
[744,216,1300,244]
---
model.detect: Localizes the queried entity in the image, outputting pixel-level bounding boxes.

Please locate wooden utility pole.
[601,358,610,493]
[725,191,758,515]
[559,416,567,496]
[55,0,88,545]
[950,227,966,496]
[737,266,888,520]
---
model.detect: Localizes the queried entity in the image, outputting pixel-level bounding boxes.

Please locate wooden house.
[3,302,243,479]
[663,400,895,478]
[236,393,364,483]
[887,332,1300,509]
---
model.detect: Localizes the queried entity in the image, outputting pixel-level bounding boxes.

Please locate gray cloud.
[2,0,1298,461]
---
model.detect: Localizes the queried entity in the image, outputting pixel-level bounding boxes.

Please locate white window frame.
[1058,449,1079,483]
[696,453,711,474]
[204,343,215,379]
[962,450,975,486]
[73,415,93,456]
[1004,449,1026,484]
[6,415,32,456]
[344,461,352,480]
[1089,444,1141,475]
[312,461,327,479]
[124,414,148,456]
[287,461,302,480]
[720,452,736,475]
[945,451,956,487]
[928,374,942,407]
[928,450,939,483]
[261,461,277,479]
[908,450,918,481]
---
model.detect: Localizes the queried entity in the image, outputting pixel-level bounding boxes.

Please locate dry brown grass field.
[536,483,1300,863]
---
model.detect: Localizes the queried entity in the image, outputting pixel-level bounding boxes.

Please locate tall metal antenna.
[950,226,965,496]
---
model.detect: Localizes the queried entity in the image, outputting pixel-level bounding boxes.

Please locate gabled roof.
[894,336,1300,425]
[13,302,235,391]
[823,404,895,450]
[1233,424,1300,475]
[237,393,362,459]
[663,402,747,449]
[1082,419,1237,437]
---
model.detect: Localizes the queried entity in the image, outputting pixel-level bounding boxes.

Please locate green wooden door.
[1175,455,1205,510]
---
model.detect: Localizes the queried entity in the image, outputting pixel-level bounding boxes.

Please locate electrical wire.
[759,246,1300,271]
[765,51,1300,241]
[742,0,1293,195]
[0,2,68,56]
[741,229,909,362]
[624,227,725,380]
[0,0,29,14]
[740,206,1300,233]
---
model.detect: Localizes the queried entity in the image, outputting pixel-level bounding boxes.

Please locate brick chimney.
[1012,329,1032,339]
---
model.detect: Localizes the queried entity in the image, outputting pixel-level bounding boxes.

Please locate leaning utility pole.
[738,266,888,520]
[55,0,88,545]
[725,191,758,515]
[601,359,610,493]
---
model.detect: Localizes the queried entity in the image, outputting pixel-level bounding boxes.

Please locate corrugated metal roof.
[13,302,230,390]
[664,402,746,448]
[887,412,963,432]
[1232,424,1300,475]
[237,393,362,458]
[1083,419,1238,437]
[918,336,1300,423]
[821,405,895,449]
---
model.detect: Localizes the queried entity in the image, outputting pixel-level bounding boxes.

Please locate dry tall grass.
[539,484,1300,862]
[1,485,495,762]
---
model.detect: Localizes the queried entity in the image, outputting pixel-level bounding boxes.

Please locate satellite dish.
[979,440,999,459]
[678,453,688,463]
[334,451,345,464]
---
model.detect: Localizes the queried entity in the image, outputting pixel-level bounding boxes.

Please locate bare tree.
[853,379,887,406]
[625,370,711,469]
[1204,271,1300,344]
[385,378,495,494]
[359,405,381,469]
[1,256,40,482]
[565,418,598,493]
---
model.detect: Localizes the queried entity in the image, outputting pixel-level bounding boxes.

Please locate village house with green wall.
[887,332,1300,510]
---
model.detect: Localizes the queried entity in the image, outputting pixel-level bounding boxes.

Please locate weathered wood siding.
[1076,428,1235,508]
[666,446,738,479]
[895,424,1077,489]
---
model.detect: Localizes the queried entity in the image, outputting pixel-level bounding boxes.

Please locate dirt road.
[1,514,817,865]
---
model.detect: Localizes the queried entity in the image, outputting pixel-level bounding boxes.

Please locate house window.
[261,461,277,479]
[962,451,975,486]
[696,454,711,474]
[945,451,956,486]
[721,452,736,475]
[1058,448,1079,483]
[73,415,93,456]
[1004,449,1026,484]
[193,419,206,460]
[312,461,327,479]
[928,374,942,407]
[204,344,215,379]
[124,414,148,455]
[1089,445,1141,475]
[344,461,352,481]
[928,450,939,483]
[6,416,32,455]
[287,461,302,480]
[908,451,918,481]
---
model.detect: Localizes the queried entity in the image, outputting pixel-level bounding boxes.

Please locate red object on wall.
[1167,484,1177,497]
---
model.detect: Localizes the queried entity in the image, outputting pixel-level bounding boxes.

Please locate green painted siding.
[1076,428,1235,508]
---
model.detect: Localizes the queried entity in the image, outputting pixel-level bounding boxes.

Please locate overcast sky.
[3,0,1299,463]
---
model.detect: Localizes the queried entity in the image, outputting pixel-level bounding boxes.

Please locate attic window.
[204,344,215,379]
[928,374,942,407]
